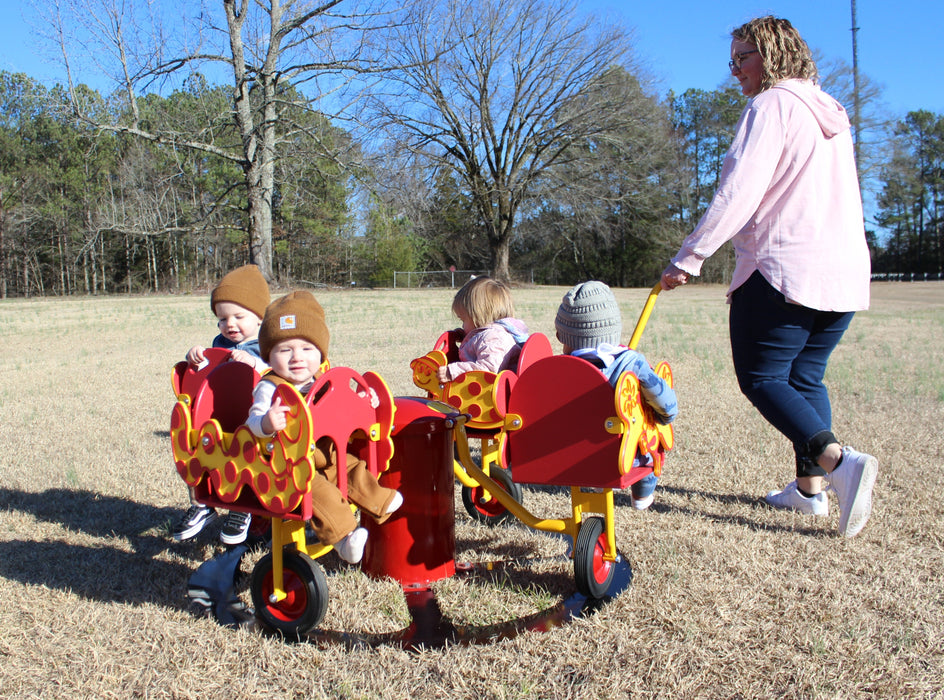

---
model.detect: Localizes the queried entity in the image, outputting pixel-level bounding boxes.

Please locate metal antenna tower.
[851,0,862,183]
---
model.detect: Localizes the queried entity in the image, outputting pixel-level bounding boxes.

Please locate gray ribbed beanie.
[555,281,622,350]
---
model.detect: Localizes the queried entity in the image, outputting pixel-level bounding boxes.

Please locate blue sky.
[599,0,940,118]
[0,1,937,119]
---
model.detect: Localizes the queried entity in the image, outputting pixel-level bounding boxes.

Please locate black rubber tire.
[250,547,328,638]
[461,466,523,526]
[574,516,616,599]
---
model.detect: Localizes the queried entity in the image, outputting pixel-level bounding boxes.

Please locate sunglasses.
[728,50,759,71]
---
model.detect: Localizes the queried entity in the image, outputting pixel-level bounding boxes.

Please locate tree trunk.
[227,0,276,282]
[125,233,133,294]
[0,200,6,299]
[246,146,275,280]
[100,234,106,293]
[491,238,511,282]
[488,195,516,283]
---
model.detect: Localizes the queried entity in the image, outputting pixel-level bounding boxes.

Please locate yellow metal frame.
[451,416,619,563]
[451,436,501,488]
[267,518,335,604]
[411,349,512,501]
[448,284,668,566]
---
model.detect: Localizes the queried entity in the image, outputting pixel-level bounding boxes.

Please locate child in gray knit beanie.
[555,281,678,510]
[555,280,624,350]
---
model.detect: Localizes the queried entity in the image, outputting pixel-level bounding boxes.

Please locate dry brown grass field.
[0,282,941,699]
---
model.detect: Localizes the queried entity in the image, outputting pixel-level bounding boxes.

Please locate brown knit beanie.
[259,291,330,361]
[210,265,270,319]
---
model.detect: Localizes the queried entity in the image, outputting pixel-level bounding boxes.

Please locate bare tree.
[40,0,387,280]
[816,51,890,201]
[365,0,636,282]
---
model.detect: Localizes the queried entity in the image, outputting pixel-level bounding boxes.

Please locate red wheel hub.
[262,569,308,621]
[591,534,612,584]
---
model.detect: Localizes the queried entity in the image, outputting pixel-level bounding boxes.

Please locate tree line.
[0,0,938,297]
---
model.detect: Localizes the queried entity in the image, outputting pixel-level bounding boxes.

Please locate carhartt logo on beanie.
[210,264,270,319]
[555,281,622,350]
[259,291,330,361]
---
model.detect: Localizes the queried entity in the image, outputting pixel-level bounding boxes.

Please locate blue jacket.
[571,344,678,425]
[211,334,263,360]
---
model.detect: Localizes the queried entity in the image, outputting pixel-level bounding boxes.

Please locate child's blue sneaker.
[631,472,657,510]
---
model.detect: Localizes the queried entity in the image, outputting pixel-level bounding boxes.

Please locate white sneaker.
[335,527,368,564]
[765,480,829,516]
[386,491,404,515]
[830,447,878,538]
[631,493,655,511]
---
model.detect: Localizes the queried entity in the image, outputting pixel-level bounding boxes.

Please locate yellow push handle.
[627,283,662,350]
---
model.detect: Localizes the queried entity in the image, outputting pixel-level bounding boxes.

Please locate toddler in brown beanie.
[185,264,270,373]
[172,265,271,545]
[246,291,402,564]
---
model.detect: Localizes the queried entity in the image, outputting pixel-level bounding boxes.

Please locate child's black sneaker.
[220,511,252,545]
[171,504,217,541]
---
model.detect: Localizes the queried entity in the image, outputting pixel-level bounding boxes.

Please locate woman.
[661,16,877,537]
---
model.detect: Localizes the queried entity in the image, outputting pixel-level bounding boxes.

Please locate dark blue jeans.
[729,271,854,478]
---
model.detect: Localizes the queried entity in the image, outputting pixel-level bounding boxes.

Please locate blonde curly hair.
[452,276,515,330]
[732,16,818,94]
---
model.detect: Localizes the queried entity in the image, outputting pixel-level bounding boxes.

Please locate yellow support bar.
[271,518,284,601]
[452,436,504,490]
[628,283,662,351]
[268,518,307,603]
[453,460,483,489]
[570,487,618,562]
[453,420,568,536]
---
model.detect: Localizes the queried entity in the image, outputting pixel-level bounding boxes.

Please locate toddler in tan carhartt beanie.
[259,290,330,362]
[210,264,270,319]
[248,289,402,565]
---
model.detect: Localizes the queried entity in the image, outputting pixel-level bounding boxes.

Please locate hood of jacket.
[769,78,850,138]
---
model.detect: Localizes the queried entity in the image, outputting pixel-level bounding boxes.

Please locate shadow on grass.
[0,487,199,611]
[520,482,830,537]
[652,485,832,537]
[273,551,633,651]
[186,514,630,649]
[305,557,631,652]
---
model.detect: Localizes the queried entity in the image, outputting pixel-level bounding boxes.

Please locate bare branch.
[363,0,638,280]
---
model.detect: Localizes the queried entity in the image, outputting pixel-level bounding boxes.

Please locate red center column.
[361,397,456,586]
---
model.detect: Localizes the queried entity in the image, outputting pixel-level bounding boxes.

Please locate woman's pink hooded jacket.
[672,78,870,312]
